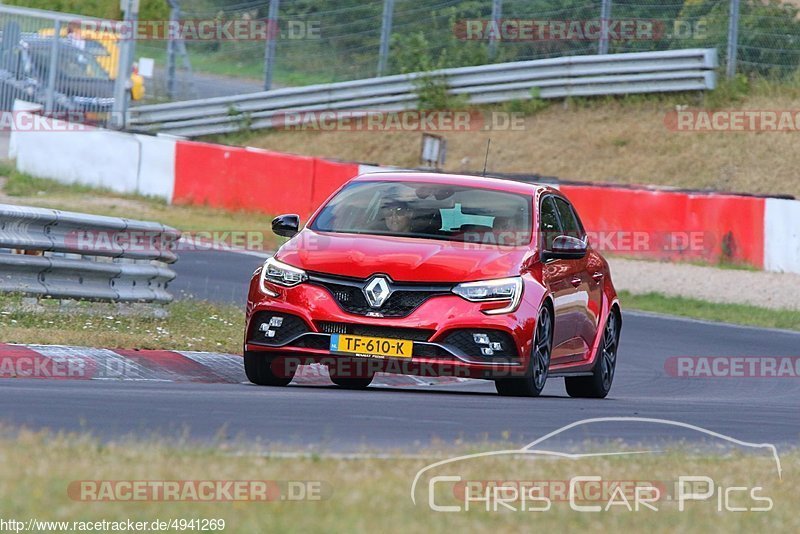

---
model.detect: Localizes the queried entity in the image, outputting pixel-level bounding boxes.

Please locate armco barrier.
[128,49,718,138]
[559,185,766,268]
[0,203,180,303]
[764,198,800,274]
[172,141,359,218]
[311,158,366,209]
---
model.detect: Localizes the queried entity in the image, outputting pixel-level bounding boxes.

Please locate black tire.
[565,309,620,399]
[329,374,374,389]
[244,351,295,386]
[495,306,553,397]
[328,362,374,389]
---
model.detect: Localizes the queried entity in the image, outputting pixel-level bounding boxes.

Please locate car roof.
[352,171,557,197]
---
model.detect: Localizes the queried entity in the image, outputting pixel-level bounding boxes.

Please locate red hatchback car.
[244,172,621,397]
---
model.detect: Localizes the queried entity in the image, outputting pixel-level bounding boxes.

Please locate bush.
[413,73,468,111]
[502,88,550,115]
[2,0,168,20]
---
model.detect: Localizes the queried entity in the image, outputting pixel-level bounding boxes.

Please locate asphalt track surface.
[2,248,799,449]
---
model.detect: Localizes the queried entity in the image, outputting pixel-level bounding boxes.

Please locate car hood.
[275,230,529,283]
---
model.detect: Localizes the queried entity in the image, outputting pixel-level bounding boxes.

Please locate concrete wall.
[9,104,176,201]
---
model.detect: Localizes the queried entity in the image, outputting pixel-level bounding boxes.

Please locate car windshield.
[311,180,532,245]
[29,43,109,80]
[82,40,111,57]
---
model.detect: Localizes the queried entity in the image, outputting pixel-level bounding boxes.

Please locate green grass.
[619,291,800,331]
[1,170,283,244]
[3,169,122,198]
[0,430,795,533]
[0,160,15,177]
[0,295,243,353]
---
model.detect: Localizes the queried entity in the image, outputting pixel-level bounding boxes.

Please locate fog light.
[473,334,490,345]
[269,316,284,327]
[481,347,494,356]
[258,323,277,338]
[490,342,502,350]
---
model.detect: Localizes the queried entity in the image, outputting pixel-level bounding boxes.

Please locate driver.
[381,200,414,233]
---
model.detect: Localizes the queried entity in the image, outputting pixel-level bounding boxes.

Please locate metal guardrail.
[0,204,180,303]
[128,48,718,138]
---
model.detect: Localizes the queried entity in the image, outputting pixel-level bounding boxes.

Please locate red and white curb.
[0,344,470,387]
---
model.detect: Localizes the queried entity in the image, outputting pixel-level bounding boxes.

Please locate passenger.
[493,215,524,245]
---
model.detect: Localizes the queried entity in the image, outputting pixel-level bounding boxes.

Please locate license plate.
[329,334,413,359]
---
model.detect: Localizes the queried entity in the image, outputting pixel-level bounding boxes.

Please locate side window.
[539,196,560,250]
[553,197,583,240]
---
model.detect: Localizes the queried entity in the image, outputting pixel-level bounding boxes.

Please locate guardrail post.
[166,0,181,100]
[726,0,740,79]
[44,20,60,114]
[111,0,138,129]
[599,0,612,55]
[377,0,395,76]
[488,0,502,60]
[263,0,280,91]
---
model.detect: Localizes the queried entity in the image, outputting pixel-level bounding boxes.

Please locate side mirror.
[271,214,300,238]
[541,235,587,261]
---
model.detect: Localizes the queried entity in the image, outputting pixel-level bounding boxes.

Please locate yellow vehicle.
[37,27,144,100]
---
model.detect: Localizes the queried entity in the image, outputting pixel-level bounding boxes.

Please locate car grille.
[412,344,453,359]
[248,311,309,346]
[316,321,434,341]
[443,329,519,360]
[292,335,331,350]
[308,273,452,318]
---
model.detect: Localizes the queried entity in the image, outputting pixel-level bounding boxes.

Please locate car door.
[553,196,601,358]
[539,195,585,362]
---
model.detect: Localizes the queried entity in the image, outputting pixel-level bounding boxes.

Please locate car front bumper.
[244,274,541,380]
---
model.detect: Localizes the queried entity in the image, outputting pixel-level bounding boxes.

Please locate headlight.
[259,257,307,296]
[452,276,523,315]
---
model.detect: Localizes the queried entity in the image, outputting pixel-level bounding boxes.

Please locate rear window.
[311,180,532,244]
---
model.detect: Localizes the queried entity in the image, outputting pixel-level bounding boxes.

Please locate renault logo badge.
[363,276,392,308]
